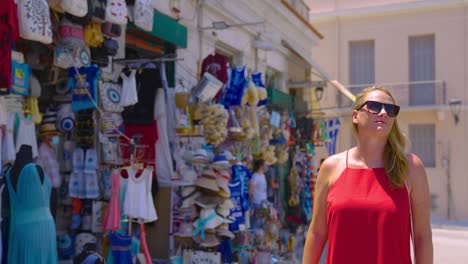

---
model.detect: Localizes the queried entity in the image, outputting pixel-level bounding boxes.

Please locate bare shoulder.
[406,153,426,173]
[319,150,348,186]
[405,153,428,189]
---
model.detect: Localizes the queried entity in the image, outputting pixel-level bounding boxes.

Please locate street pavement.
[433,227,468,264]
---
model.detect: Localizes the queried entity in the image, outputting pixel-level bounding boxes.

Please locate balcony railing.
[282,0,310,21]
[337,80,446,109]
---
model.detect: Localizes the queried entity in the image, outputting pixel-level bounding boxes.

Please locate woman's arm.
[302,158,334,264]
[408,153,434,264]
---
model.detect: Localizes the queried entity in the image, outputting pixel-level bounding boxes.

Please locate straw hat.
[181,169,197,184]
[215,208,234,223]
[211,154,230,169]
[179,186,200,209]
[191,149,210,163]
[193,208,231,230]
[217,188,231,199]
[214,168,230,178]
[193,232,220,248]
[216,223,235,239]
[195,194,223,209]
[215,169,231,193]
[218,199,234,210]
[195,169,219,192]
[39,123,58,136]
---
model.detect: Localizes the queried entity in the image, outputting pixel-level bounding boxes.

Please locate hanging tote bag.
[84,22,104,48]
[17,0,53,44]
[133,0,153,32]
[53,45,75,69]
[105,0,128,25]
[60,0,88,17]
[89,0,107,22]
[59,18,85,47]
[99,81,124,112]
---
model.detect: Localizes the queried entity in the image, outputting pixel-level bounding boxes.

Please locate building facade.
[154,0,323,111]
[308,0,468,221]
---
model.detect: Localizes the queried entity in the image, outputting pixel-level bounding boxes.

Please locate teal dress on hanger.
[5,163,58,264]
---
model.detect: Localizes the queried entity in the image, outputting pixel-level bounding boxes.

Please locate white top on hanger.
[123,166,158,223]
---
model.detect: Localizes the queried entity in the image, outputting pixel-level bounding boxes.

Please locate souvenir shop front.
[167,50,342,263]
[1,0,187,263]
[1,1,340,263]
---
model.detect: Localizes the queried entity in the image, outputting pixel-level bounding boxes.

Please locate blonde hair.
[352,86,408,188]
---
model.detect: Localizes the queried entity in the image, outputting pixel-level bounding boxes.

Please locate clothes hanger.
[121,64,131,75]
[131,162,144,171]
[143,62,157,69]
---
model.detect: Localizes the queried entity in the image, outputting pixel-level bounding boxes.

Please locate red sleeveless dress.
[326,151,411,264]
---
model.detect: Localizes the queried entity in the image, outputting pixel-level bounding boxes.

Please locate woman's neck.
[354,138,387,167]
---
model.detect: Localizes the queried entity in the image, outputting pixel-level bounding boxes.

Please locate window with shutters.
[409,124,436,167]
[349,40,375,94]
[409,35,435,106]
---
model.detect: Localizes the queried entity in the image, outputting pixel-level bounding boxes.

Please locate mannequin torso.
[9,145,44,191]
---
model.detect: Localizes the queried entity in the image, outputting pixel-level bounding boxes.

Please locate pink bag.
[101,22,121,38]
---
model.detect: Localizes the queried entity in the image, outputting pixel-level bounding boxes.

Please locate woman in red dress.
[302,86,433,264]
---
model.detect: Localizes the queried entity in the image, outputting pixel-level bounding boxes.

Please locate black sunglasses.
[358,100,400,117]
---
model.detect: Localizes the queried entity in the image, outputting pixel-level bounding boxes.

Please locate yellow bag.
[84,22,104,48]
[25,97,43,125]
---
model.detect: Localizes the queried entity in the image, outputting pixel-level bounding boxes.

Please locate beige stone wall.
[309,2,468,220]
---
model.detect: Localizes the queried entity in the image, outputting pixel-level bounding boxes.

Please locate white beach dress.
[120,70,138,107]
[123,167,158,223]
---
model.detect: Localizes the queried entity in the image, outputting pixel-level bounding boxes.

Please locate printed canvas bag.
[100,112,123,135]
[99,81,124,112]
[134,0,153,31]
[17,0,53,44]
[100,136,122,165]
[60,0,88,17]
[105,0,128,25]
